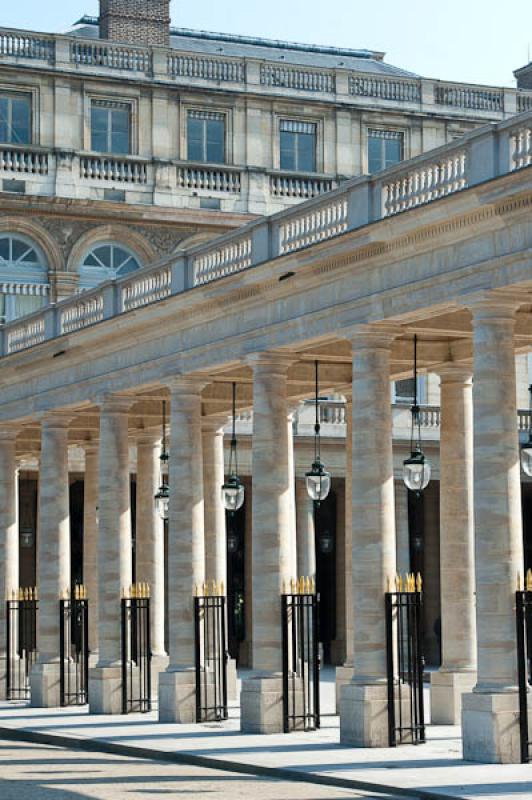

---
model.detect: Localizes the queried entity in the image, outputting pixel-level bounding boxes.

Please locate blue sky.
[3,0,530,87]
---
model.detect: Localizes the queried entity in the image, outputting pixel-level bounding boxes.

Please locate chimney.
[99,0,171,47]
[514,62,532,90]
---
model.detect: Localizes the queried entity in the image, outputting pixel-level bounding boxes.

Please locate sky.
[2,0,531,88]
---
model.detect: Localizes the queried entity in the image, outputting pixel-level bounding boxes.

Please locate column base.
[462,691,524,764]
[150,654,169,702]
[158,668,196,724]
[89,666,123,715]
[30,662,61,708]
[431,670,476,725]
[335,664,355,714]
[340,683,389,747]
[0,656,7,701]
[240,675,283,734]
[227,657,237,702]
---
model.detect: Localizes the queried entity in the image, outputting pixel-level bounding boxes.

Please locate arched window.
[79,243,141,290]
[0,234,49,323]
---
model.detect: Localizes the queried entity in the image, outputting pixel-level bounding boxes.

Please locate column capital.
[437,364,473,384]
[201,414,228,434]
[463,290,522,323]
[135,429,162,448]
[96,394,133,414]
[38,410,74,429]
[165,375,208,397]
[342,322,402,350]
[246,350,295,374]
[82,439,99,455]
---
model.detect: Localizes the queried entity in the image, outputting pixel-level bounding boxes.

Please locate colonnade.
[0,298,527,763]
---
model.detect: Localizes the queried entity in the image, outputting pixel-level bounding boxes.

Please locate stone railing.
[80,155,149,184]
[279,196,348,254]
[0,147,49,175]
[518,93,532,114]
[260,64,335,93]
[168,53,245,83]
[270,173,336,199]
[434,83,504,112]
[349,75,421,103]
[60,295,104,334]
[382,150,467,217]
[0,29,54,62]
[121,266,172,311]
[177,164,242,193]
[193,236,253,286]
[1,113,530,356]
[70,41,151,73]
[518,409,531,431]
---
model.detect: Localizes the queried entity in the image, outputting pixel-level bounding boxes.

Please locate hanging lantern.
[306,360,331,504]
[222,382,245,512]
[521,384,532,477]
[154,399,170,521]
[403,335,431,492]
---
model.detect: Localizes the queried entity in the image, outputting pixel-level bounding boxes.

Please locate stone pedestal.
[159,668,197,724]
[432,671,477,726]
[240,353,293,734]
[335,665,355,714]
[241,676,284,734]
[340,683,389,748]
[88,666,123,715]
[462,299,523,763]
[83,442,99,658]
[0,430,19,702]
[339,330,397,746]
[31,413,71,708]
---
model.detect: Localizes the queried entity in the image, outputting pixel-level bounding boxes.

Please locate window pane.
[206,119,225,164]
[384,138,403,168]
[0,98,7,144]
[187,117,205,162]
[0,238,9,261]
[297,132,316,172]
[91,107,109,153]
[117,256,139,276]
[368,137,383,174]
[280,130,297,171]
[14,295,44,320]
[395,378,416,402]
[94,245,112,267]
[11,239,35,262]
[110,108,130,155]
[10,97,30,145]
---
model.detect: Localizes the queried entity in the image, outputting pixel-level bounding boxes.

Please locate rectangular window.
[187,110,225,164]
[91,100,130,155]
[394,377,425,404]
[367,129,404,174]
[0,93,31,146]
[280,119,317,173]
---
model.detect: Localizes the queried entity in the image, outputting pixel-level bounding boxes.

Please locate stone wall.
[99,0,170,46]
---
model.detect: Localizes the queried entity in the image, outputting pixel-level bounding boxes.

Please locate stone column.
[136,431,167,691]
[394,481,410,577]
[202,416,237,700]
[287,411,298,581]
[296,479,315,578]
[0,430,19,700]
[89,397,132,715]
[431,368,476,725]
[31,413,71,707]
[462,299,524,764]
[340,331,397,747]
[336,397,354,706]
[241,352,293,734]
[83,442,99,661]
[159,378,206,723]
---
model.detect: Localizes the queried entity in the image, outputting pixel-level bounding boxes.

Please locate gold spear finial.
[518,571,522,591]
[203,582,209,597]
[220,580,225,597]
[23,587,29,601]
[311,576,316,594]
[305,577,311,594]
[290,578,296,595]
[416,573,423,593]
[34,587,38,601]
[526,569,532,593]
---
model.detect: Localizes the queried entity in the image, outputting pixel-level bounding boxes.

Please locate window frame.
[90,99,132,156]
[365,127,406,175]
[276,115,322,174]
[85,94,137,156]
[392,376,426,405]
[185,108,228,165]
[0,233,49,324]
[0,90,33,147]
[78,241,142,291]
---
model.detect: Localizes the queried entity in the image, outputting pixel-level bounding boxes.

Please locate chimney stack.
[99,0,171,47]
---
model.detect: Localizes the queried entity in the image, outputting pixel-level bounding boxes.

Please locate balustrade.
[349,75,421,103]
[518,93,532,113]
[121,267,172,311]
[80,155,149,184]
[279,197,348,254]
[60,295,104,334]
[0,29,54,61]
[0,147,48,175]
[270,173,336,199]
[510,125,532,171]
[7,318,45,354]
[260,64,334,93]
[70,41,151,73]
[193,237,252,286]
[434,83,503,112]
[168,53,244,83]
[177,165,241,193]
[382,150,467,217]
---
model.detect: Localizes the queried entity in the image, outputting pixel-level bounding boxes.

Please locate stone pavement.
[0,672,530,800]
[0,738,402,800]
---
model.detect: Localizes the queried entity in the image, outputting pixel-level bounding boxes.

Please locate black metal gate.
[6,588,38,701]
[516,581,532,763]
[194,585,228,722]
[385,574,425,747]
[281,579,320,733]
[60,586,89,706]
[121,584,151,714]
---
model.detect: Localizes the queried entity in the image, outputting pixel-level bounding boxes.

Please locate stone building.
[1,0,532,762]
